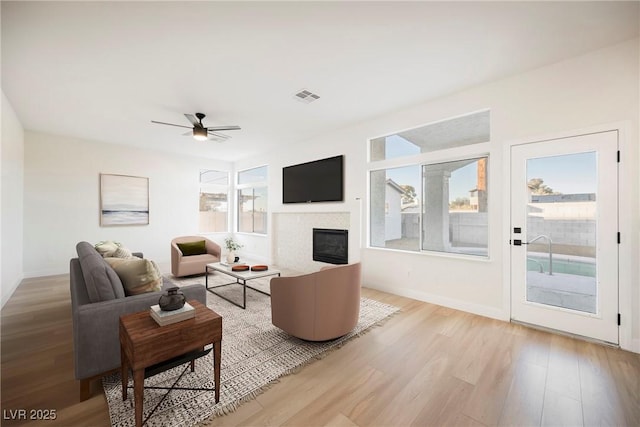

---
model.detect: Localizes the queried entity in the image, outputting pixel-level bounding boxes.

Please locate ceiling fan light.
[193,127,208,141]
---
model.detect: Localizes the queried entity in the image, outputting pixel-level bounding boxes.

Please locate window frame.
[421,155,489,257]
[368,151,491,260]
[366,111,491,260]
[236,165,269,235]
[199,169,230,234]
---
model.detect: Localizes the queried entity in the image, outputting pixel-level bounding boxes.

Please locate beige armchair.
[171,236,221,277]
[270,263,361,341]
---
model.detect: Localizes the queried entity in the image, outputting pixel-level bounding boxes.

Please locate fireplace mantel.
[273,212,350,273]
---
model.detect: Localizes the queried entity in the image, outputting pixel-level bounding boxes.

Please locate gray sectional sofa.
[70,241,206,401]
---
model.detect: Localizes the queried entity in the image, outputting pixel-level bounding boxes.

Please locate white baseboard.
[366,282,509,321]
[629,338,640,354]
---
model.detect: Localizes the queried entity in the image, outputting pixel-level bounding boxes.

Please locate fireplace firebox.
[313,228,348,264]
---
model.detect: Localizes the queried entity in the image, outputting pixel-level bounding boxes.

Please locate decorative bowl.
[158,287,185,311]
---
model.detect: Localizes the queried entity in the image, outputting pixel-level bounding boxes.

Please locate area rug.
[103,273,399,427]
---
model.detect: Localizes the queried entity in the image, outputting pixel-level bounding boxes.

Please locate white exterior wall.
[449,212,489,247]
[531,201,596,219]
[384,185,402,241]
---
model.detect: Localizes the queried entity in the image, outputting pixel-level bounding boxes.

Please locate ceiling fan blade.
[182,131,192,136]
[208,131,231,141]
[206,125,241,131]
[151,120,192,129]
[184,114,199,126]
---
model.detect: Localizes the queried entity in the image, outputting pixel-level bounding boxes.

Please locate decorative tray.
[251,265,268,271]
[231,265,250,272]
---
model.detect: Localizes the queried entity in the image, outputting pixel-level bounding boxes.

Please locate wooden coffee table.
[119,300,222,427]
[205,262,281,309]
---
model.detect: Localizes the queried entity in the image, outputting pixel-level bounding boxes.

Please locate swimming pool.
[527,255,596,277]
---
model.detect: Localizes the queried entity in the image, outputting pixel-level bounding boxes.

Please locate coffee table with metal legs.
[205,262,281,309]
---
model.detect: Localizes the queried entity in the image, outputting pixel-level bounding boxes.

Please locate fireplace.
[313,228,348,264]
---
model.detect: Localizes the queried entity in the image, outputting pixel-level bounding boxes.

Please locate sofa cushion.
[177,240,207,256]
[104,257,163,296]
[76,242,125,302]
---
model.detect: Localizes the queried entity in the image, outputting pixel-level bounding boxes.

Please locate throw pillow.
[112,246,133,258]
[104,257,163,296]
[76,241,125,302]
[177,240,207,256]
[94,240,121,257]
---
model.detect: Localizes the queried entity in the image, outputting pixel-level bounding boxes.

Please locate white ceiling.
[3,1,638,162]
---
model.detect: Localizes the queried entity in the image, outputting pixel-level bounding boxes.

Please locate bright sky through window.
[527,152,596,194]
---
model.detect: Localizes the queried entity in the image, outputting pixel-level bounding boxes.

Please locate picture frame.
[100,173,149,226]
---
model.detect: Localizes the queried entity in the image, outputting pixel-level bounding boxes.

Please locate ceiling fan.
[151,113,241,141]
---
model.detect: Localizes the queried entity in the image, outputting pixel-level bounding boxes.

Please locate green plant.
[224,237,243,252]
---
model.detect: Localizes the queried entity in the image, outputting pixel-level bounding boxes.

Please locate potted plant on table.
[224,237,243,264]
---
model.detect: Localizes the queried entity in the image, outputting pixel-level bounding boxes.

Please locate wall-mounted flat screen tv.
[282,155,344,204]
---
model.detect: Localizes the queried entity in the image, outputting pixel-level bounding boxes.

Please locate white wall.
[1,91,25,307]
[236,39,640,351]
[23,131,232,276]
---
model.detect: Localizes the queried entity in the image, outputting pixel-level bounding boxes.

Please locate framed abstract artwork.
[100,174,149,226]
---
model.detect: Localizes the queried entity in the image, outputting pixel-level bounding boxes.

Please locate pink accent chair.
[171,236,221,277]
[270,263,361,341]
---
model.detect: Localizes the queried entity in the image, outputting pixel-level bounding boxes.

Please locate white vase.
[226,251,235,264]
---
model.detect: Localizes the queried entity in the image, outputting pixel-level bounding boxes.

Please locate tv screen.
[282,155,344,204]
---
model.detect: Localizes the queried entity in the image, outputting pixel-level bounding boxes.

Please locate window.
[370,166,421,251]
[199,170,229,233]
[237,166,268,234]
[422,157,488,256]
[369,110,490,161]
[368,111,490,257]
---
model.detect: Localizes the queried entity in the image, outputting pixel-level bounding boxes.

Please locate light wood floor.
[1,274,639,427]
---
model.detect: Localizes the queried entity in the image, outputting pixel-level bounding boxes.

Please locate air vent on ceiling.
[294,89,320,104]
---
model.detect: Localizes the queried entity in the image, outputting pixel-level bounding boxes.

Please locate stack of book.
[220,261,246,267]
[150,302,195,326]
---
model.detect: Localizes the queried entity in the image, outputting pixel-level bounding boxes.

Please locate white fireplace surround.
[273,212,350,273]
